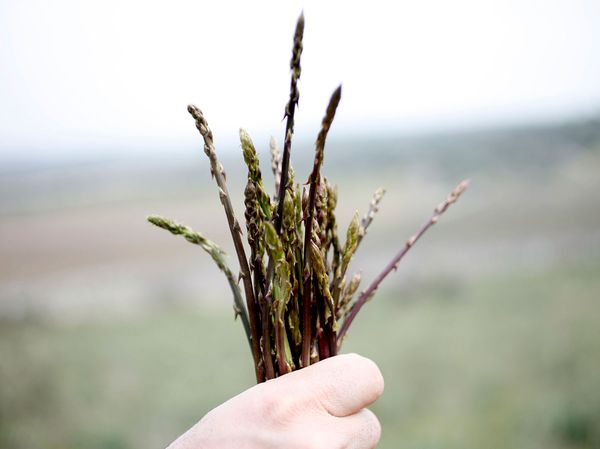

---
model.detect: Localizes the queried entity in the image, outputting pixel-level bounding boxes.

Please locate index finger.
[270,353,385,417]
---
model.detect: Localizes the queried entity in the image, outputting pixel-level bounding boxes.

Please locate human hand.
[167,353,384,449]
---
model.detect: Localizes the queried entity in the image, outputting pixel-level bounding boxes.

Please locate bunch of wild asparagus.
[147,13,468,383]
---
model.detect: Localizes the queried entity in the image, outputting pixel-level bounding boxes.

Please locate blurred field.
[1,117,600,448]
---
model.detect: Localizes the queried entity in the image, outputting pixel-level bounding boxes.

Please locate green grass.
[2,260,599,449]
[350,262,600,449]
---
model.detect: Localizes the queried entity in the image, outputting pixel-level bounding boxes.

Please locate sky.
[1,0,599,159]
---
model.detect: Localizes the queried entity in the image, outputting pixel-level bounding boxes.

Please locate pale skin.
[167,353,384,449]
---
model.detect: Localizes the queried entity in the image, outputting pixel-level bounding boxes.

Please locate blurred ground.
[1,117,600,449]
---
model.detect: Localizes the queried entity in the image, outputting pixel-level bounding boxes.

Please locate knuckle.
[366,359,385,399]
[345,353,385,399]
[364,409,382,445]
[343,409,381,449]
[340,352,363,365]
[259,389,303,426]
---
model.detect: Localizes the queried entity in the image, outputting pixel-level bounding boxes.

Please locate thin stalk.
[337,180,470,347]
[264,223,294,375]
[265,13,305,291]
[357,187,386,246]
[275,315,292,375]
[274,12,304,233]
[331,212,359,308]
[240,129,275,380]
[146,215,252,348]
[301,86,342,367]
[187,105,264,383]
[269,136,282,200]
[253,265,274,380]
[338,271,362,320]
[259,291,275,379]
[317,308,330,360]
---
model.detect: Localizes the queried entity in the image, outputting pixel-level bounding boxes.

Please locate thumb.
[267,353,385,417]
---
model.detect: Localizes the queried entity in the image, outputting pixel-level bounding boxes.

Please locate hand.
[167,353,384,449]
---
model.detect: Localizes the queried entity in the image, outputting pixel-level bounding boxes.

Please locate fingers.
[293,408,381,449]
[171,354,384,449]
[333,408,382,449]
[270,353,384,417]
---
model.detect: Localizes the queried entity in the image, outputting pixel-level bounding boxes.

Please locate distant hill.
[1,115,598,215]
[322,116,600,178]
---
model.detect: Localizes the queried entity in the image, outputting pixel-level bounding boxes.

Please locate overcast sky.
[1,0,599,159]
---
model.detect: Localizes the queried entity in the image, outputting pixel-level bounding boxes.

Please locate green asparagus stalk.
[187,105,264,383]
[146,215,251,346]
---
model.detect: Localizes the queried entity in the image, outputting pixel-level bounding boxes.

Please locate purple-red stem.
[337,180,470,346]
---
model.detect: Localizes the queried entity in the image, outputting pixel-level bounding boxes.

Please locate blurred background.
[1,1,600,448]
